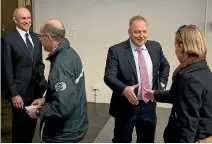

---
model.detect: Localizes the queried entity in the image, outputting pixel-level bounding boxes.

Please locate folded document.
[25,105,38,110]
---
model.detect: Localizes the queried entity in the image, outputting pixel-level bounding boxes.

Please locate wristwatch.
[36,109,40,117]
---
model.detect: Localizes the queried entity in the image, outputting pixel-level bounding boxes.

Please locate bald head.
[44,19,64,30]
[13,7,31,18]
[41,19,65,41]
[13,7,31,31]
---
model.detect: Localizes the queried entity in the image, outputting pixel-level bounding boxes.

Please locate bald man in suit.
[2,7,47,142]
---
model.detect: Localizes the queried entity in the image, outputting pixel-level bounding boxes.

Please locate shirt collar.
[129,38,147,51]
[46,38,70,62]
[16,26,30,38]
[51,46,58,53]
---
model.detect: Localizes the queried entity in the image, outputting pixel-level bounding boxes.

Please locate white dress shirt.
[16,26,34,48]
[130,39,153,100]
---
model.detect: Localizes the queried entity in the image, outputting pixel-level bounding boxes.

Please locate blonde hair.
[129,15,147,29]
[175,25,207,57]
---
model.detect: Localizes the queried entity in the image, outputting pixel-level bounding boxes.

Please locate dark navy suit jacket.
[104,39,170,117]
[2,30,47,104]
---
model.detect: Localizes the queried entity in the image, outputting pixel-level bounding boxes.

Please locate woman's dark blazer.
[155,60,212,142]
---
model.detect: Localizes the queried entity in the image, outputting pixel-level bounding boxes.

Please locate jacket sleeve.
[2,37,19,97]
[158,43,170,89]
[176,74,202,142]
[154,90,171,103]
[104,47,127,93]
[39,63,78,122]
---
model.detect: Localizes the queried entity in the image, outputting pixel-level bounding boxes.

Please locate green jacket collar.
[46,38,70,62]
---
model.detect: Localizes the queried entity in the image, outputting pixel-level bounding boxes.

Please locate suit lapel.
[13,31,33,64]
[145,40,156,81]
[124,40,138,81]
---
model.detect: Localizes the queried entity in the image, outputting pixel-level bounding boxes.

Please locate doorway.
[1,0,33,37]
[1,0,18,36]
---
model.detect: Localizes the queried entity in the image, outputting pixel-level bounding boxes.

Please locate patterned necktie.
[25,33,34,59]
[136,47,149,103]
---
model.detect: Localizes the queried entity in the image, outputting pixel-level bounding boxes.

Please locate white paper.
[25,105,38,110]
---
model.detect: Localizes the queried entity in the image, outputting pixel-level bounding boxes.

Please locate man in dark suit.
[104,15,170,143]
[2,7,47,143]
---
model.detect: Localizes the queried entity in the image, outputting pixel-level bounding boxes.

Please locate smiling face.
[13,8,31,32]
[128,19,148,47]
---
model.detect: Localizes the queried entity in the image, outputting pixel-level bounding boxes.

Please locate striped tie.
[25,33,34,59]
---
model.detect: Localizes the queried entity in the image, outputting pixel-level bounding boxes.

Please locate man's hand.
[31,98,45,107]
[12,95,24,109]
[144,87,156,102]
[27,108,38,119]
[123,84,139,105]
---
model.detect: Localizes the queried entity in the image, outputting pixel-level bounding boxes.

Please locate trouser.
[112,101,157,143]
[12,107,37,143]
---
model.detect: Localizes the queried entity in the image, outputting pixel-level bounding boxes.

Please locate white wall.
[207,0,212,70]
[33,0,211,103]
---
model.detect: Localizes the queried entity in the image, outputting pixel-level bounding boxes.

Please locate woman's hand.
[144,87,156,102]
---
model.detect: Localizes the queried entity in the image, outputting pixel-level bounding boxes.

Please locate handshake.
[25,98,45,119]
[123,84,156,105]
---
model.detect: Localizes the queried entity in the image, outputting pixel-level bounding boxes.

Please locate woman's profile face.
[175,41,184,63]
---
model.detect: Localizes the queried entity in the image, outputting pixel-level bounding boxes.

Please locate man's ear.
[128,29,131,37]
[13,17,17,24]
[46,33,52,44]
[46,33,52,39]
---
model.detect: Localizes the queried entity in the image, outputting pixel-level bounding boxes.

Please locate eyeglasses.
[37,34,56,39]
[37,34,47,38]
[177,25,186,42]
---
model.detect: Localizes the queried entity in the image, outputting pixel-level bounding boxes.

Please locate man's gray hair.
[13,8,19,17]
[129,15,147,29]
[42,23,65,41]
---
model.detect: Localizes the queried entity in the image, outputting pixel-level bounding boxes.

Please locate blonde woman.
[145,25,212,142]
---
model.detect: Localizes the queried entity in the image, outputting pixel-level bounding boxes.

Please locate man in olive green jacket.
[27,19,88,143]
